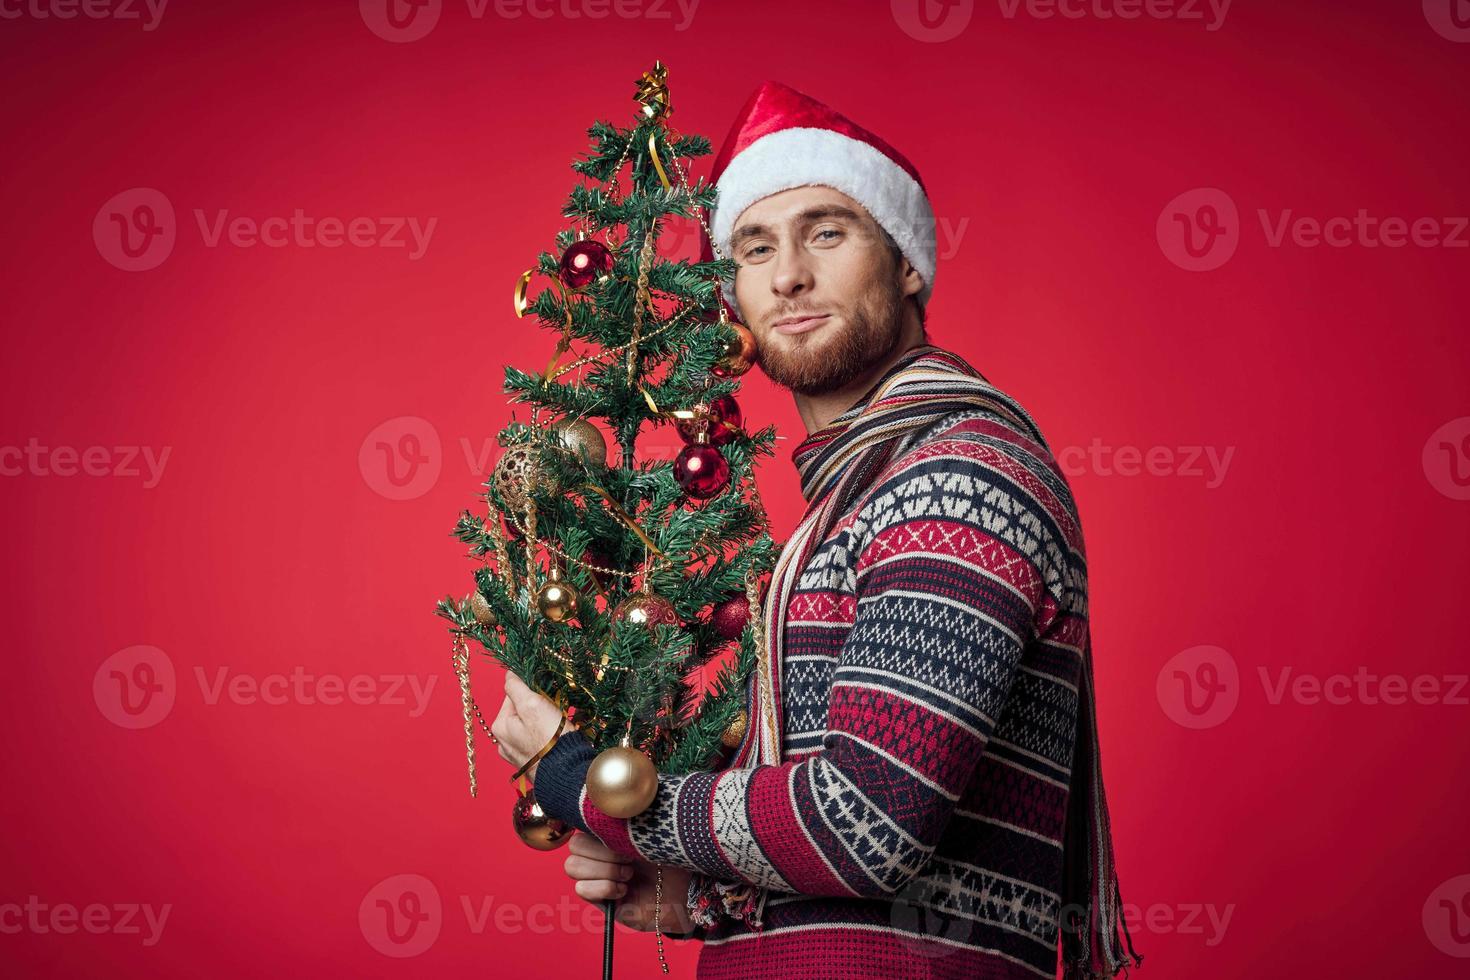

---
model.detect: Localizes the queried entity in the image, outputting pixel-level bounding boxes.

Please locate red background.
[2,1,1468,976]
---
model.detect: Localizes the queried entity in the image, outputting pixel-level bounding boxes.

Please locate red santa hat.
[702,81,936,319]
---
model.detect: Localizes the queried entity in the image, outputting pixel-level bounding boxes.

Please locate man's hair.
[876,224,929,336]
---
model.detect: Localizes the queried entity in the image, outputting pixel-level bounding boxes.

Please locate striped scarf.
[707,345,1141,977]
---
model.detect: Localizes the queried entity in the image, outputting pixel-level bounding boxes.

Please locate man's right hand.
[563,833,698,935]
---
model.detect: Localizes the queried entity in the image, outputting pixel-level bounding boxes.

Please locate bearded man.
[493,80,1143,980]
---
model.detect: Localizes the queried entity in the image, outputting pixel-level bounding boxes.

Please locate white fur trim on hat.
[711,126,936,317]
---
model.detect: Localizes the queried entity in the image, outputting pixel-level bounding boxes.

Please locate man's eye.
[745,245,771,257]
[814,229,843,242]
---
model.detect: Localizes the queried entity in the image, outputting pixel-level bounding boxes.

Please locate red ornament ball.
[558,238,612,289]
[613,592,680,629]
[581,548,614,592]
[676,394,743,447]
[674,442,730,499]
[710,595,750,640]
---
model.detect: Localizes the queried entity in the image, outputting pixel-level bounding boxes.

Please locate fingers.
[565,854,635,884]
[568,833,629,864]
[490,698,515,762]
[566,834,636,907]
[574,878,627,902]
[503,670,534,708]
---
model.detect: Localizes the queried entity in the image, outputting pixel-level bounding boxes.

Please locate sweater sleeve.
[532,439,1069,899]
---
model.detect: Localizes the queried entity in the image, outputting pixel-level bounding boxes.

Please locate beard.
[754,274,906,397]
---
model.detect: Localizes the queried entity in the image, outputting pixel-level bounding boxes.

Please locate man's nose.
[769,244,814,298]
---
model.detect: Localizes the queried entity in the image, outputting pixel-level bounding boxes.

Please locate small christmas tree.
[435,61,777,842]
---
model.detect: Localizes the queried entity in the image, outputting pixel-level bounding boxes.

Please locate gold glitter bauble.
[585,745,658,818]
[490,444,542,511]
[534,567,580,623]
[721,708,748,749]
[467,590,497,626]
[551,417,608,468]
[512,790,573,850]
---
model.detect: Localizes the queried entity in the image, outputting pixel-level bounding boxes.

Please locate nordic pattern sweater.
[535,387,1090,979]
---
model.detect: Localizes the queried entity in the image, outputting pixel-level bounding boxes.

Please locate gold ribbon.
[513,268,533,318]
[511,710,568,783]
[580,481,666,560]
[648,131,672,190]
[634,60,671,121]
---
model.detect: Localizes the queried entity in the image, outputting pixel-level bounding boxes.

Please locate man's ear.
[896,253,924,300]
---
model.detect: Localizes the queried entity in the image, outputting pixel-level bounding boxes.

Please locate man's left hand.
[491,671,573,782]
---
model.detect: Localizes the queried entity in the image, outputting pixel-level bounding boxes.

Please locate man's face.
[729,185,921,396]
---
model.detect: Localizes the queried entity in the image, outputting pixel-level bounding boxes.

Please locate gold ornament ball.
[512,790,573,850]
[467,590,497,626]
[491,444,542,511]
[585,745,659,818]
[551,417,608,468]
[535,569,580,623]
[713,321,758,378]
[721,709,748,749]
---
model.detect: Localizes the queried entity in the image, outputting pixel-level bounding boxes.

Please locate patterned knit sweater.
[535,363,1089,979]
